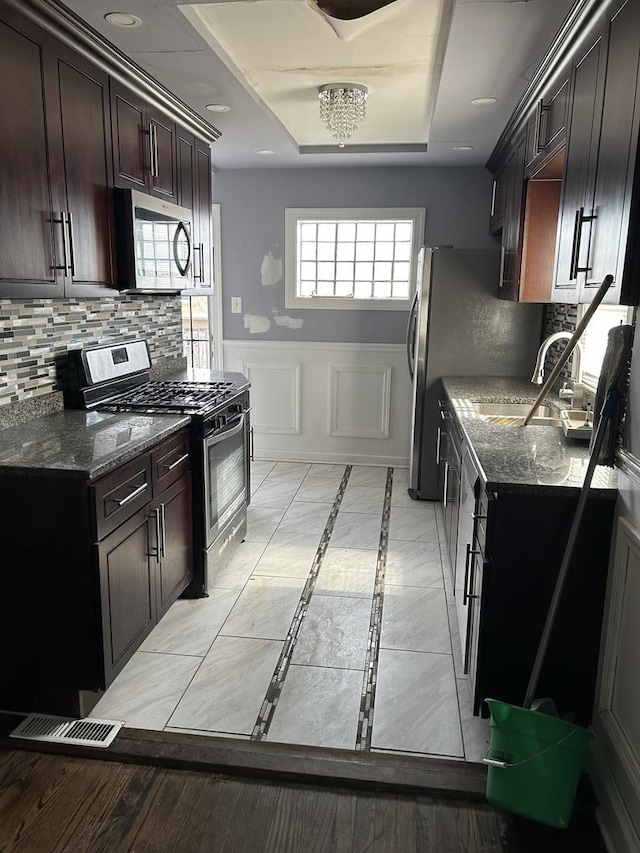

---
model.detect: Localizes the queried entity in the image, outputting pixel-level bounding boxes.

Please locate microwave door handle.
[173,220,192,277]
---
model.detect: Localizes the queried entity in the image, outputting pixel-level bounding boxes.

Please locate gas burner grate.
[103,379,235,413]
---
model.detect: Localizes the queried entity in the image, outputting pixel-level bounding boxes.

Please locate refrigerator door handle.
[406,290,419,380]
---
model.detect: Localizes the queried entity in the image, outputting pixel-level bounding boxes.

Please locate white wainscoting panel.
[242,361,301,435]
[328,363,391,439]
[224,341,411,466]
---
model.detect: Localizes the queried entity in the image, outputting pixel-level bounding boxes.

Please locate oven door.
[203,412,249,549]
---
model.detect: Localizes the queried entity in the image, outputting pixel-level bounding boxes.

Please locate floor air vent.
[10,715,123,748]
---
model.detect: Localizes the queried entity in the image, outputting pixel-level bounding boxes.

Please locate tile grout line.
[250,465,352,741]
[355,466,393,751]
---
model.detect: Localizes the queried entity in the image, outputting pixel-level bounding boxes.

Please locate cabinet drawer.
[91,453,152,540]
[151,429,190,495]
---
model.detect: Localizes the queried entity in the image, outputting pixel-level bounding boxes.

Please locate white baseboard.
[253,449,409,467]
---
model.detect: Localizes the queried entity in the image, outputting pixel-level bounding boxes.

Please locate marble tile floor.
[89,459,490,764]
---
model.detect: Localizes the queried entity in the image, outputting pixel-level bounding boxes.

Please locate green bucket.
[484,698,591,829]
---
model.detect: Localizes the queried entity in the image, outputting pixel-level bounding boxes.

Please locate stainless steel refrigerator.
[407,247,544,500]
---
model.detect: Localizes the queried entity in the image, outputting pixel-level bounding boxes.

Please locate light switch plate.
[231,297,242,314]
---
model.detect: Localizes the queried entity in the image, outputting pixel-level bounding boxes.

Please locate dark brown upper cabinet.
[111,81,177,201]
[496,134,526,301]
[0,5,116,297]
[193,139,213,289]
[524,62,570,178]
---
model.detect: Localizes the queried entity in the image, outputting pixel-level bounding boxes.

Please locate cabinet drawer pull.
[569,207,583,280]
[443,461,449,508]
[114,481,148,507]
[463,545,482,605]
[162,452,189,472]
[160,502,166,558]
[154,506,162,564]
[498,245,506,288]
[490,178,497,218]
[66,211,76,277]
[436,426,442,465]
[52,212,69,273]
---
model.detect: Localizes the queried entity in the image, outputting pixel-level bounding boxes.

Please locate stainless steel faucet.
[531,331,584,384]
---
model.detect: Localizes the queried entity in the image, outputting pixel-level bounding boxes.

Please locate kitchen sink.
[471,401,562,427]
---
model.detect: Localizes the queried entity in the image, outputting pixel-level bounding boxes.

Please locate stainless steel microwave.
[115,189,194,293]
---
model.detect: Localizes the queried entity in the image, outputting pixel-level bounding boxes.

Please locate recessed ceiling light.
[206,104,231,113]
[104,12,142,27]
[454,145,474,151]
[471,97,497,106]
[256,149,275,155]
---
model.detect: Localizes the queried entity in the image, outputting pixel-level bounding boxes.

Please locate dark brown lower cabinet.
[0,429,192,717]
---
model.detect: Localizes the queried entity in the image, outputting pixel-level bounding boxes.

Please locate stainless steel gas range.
[64,339,250,597]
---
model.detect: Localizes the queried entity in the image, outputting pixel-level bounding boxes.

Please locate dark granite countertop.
[441,376,618,497]
[0,410,190,480]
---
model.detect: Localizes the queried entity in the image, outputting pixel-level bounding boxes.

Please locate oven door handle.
[204,412,247,443]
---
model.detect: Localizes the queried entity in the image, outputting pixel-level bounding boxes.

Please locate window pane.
[354,280,373,298]
[376,222,395,241]
[355,262,373,281]
[394,242,411,261]
[317,242,335,261]
[300,242,316,260]
[300,222,316,241]
[336,261,354,280]
[316,280,335,296]
[375,242,394,261]
[318,222,336,241]
[337,222,356,241]
[301,261,316,279]
[357,222,375,241]
[395,222,413,241]
[392,281,410,298]
[393,261,410,281]
[299,280,315,296]
[335,281,354,296]
[373,281,392,298]
[374,261,392,281]
[317,261,335,279]
[336,242,355,261]
[355,242,374,261]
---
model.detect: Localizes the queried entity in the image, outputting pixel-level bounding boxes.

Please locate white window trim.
[284,207,425,311]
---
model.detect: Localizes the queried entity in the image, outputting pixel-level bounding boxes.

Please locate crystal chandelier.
[318,83,368,148]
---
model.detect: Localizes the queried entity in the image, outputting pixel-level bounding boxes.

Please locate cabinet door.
[552,31,607,300]
[525,67,570,175]
[498,134,526,300]
[155,474,193,619]
[177,126,195,211]
[585,0,640,305]
[97,506,156,686]
[194,139,213,287]
[148,108,176,200]
[0,12,62,295]
[111,81,147,191]
[49,48,117,295]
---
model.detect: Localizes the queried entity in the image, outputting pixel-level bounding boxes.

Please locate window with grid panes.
[285,208,425,310]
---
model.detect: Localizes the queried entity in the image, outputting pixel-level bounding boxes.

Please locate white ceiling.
[63,0,577,169]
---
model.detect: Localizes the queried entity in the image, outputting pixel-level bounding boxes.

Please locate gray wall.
[214,166,499,343]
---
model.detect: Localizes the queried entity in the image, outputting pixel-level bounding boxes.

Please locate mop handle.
[522,391,616,710]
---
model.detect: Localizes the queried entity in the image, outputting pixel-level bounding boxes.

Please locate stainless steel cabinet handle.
[532,98,549,156]
[66,211,75,277]
[160,502,166,558]
[463,545,482,605]
[443,461,449,508]
[154,506,162,564]
[575,210,596,275]
[498,244,506,289]
[163,452,189,472]
[114,481,148,507]
[490,178,497,218]
[51,212,68,272]
[148,124,155,177]
[436,426,442,465]
[152,124,159,177]
[250,425,255,461]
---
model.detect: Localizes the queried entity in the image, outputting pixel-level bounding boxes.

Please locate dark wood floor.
[0,747,606,852]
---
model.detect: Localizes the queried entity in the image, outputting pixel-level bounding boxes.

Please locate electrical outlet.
[231,296,242,314]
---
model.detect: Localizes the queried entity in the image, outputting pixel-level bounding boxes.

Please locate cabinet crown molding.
[5,0,220,144]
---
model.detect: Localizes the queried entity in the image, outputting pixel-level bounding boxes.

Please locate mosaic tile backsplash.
[542,302,579,387]
[0,295,183,407]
